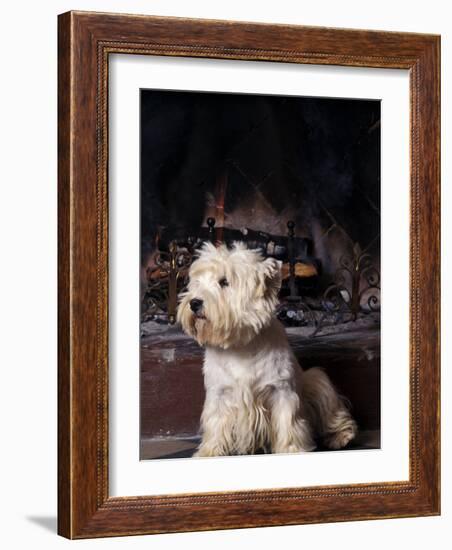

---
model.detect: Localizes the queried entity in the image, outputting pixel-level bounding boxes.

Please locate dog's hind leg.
[300,367,357,450]
[269,383,316,454]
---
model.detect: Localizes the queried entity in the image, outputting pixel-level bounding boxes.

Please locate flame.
[215,169,227,243]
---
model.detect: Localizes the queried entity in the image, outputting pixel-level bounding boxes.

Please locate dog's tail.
[300,367,358,450]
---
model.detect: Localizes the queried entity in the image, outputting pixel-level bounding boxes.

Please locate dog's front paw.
[192,448,212,458]
[193,443,225,458]
[273,441,316,454]
[274,444,308,454]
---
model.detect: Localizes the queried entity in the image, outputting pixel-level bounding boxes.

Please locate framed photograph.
[58,11,440,538]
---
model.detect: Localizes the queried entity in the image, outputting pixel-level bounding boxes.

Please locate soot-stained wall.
[140,90,380,277]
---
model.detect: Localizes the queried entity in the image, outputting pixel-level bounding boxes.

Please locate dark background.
[140,89,380,278]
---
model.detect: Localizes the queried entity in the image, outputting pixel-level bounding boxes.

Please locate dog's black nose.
[190,298,203,313]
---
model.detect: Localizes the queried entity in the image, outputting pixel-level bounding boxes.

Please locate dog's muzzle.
[190,298,204,314]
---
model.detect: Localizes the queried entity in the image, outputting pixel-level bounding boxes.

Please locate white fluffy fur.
[177,242,357,457]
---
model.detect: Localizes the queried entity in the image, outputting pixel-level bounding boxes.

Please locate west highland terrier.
[177,242,357,457]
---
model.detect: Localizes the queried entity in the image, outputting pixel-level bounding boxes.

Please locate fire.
[215,168,227,243]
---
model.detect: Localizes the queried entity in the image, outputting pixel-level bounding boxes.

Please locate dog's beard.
[186,309,228,348]
[180,308,262,349]
[191,315,214,346]
[177,300,212,346]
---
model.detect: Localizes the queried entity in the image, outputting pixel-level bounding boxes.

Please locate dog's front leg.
[194,394,235,457]
[269,383,316,453]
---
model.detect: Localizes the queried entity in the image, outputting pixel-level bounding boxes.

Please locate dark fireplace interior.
[140,89,381,459]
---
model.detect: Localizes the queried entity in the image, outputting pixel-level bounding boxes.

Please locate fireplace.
[141,132,380,331]
[139,89,381,457]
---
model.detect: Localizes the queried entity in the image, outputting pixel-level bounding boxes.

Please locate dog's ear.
[257,257,282,297]
[198,241,217,257]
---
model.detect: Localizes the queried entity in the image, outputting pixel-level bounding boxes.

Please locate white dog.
[177,242,357,457]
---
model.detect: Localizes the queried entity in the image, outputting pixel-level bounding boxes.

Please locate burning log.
[147,261,317,282]
[281,262,317,279]
[157,226,312,262]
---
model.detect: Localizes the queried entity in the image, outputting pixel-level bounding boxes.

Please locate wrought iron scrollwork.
[143,240,193,324]
[141,221,380,336]
[321,243,380,320]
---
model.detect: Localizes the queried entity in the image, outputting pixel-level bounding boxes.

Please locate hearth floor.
[140,429,380,460]
[140,318,381,460]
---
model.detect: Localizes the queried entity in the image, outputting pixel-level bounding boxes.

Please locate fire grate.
[141,218,380,336]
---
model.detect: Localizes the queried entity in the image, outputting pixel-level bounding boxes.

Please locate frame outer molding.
[58,11,440,539]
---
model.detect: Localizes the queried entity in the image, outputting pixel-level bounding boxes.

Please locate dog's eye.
[219,277,229,288]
